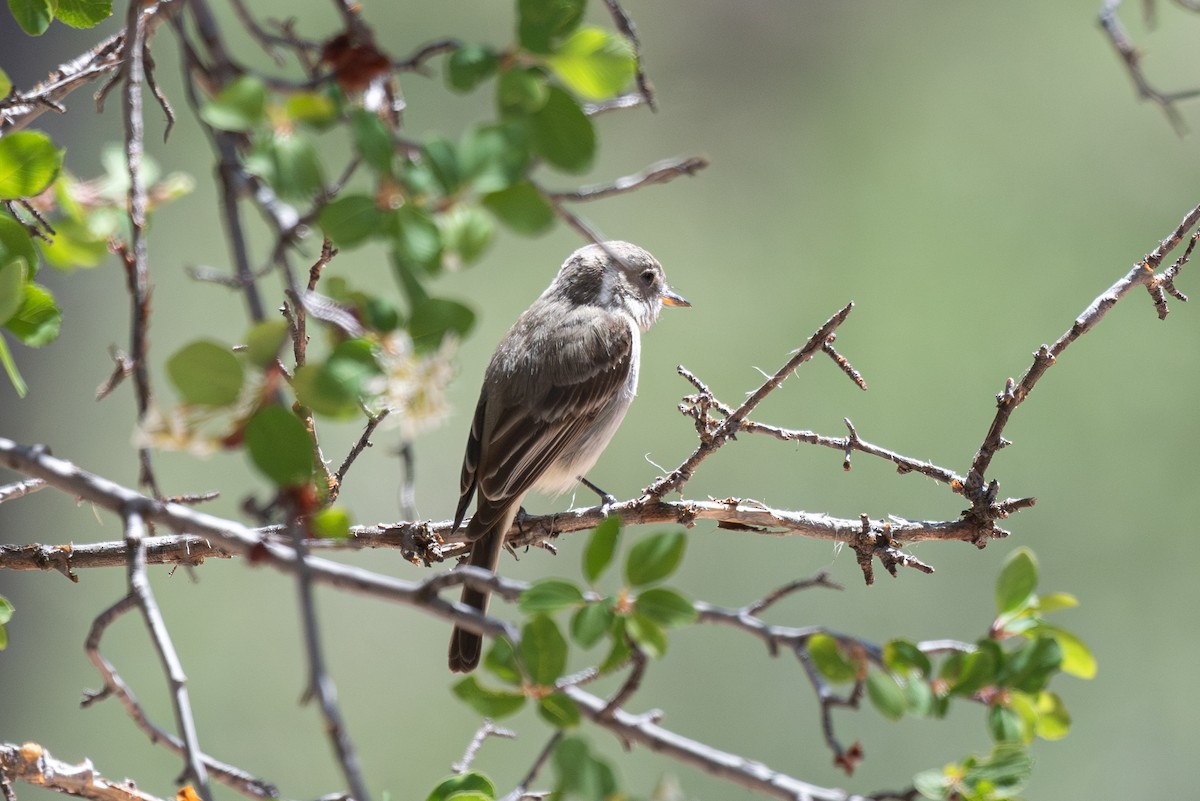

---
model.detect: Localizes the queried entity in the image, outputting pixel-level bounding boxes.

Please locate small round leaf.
[624,530,685,587]
[0,131,63,199]
[244,405,312,487]
[519,579,584,613]
[520,614,567,686]
[583,515,620,583]
[166,340,244,406]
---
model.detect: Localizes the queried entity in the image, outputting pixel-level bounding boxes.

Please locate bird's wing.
[475,309,634,513]
[453,388,488,532]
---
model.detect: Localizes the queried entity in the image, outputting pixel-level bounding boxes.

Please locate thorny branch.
[1098,0,1200,134]
[1,742,171,801]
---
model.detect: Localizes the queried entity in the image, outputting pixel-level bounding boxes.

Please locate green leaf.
[0,334,26,397]
[439,204,494,266]
[245,132,324,200]
[7,0,53,35]
[311,506,351,539]
[0,596,13,625]
[537,692,581,728]
[1001,636,1061,694]
[422,136,461,194]
[598,618,632,672]
[284,91,338,129]
[518,0,585,54]
[570,601,613,648]
[54,0,111,28]
[520,614,567,686]
[497,67,550,116]
[199,76,267,132]
[519,579,585,613]
[244,404,313,487]
[545,27,635,100]
[987,704,1024,743]
[950,643,999,696]
[866,671,907,721]
[0,214,39,277]
[1005,691,1039,745]
[0,69,9,99]
[807,633,858,683]
[995,547,1038,616]
[391,205,443,269]
[451,675,526,718]
[624,530,685,587]
[39,217,109,270]
[167,340,244,406]
[244,320,290,369]
[425,771,496,801]
[293,364,357,418]
[552,736,619,801]
[1041,625,1096,679]
[904,675,935,717]
[447,45,499,92]
[1034,691,1071,740]
[529,86,595,173]
[634,587,697,628]
[351,109,395,173]
[625,612,666,658]
[318,194,384,249]
[1035,591,1079,614]
[484,637,522,685]
[4,282,60,346]
[0,131,63,198]
[0,259,25,324]
[583,515,620,583]
[0,622,6,650]
[883,639,932,677]
[461,123,531,194]
[409,297,475,353]
[482,181,554,235]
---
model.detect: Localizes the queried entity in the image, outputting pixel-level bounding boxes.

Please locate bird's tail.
[448,520,506,673]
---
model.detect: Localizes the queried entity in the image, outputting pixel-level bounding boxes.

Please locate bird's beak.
[661,287,691,308]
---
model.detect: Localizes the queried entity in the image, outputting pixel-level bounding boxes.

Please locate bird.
[448,241,689,673]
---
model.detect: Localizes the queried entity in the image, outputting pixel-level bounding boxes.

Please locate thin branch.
[646,302,856,498]
[1097,0,1200,134]
[601,0,657,111]
[121,509,211,800]
[963,202,1200,502]
[453,721,518,775]
[547,157,708,202]
[82,594,277,799]
[499,731,561,801]
[563,686,853,801]
[284,511,371,801]
[0,478,46,504]
[0,742,169,801]
[119,0,159,495]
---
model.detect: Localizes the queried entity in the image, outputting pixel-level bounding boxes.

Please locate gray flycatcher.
[448,240,689,672]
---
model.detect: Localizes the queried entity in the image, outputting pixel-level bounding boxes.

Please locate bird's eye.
[640,269,656,286]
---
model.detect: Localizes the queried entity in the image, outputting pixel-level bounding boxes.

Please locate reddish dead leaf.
[321,33,390,92]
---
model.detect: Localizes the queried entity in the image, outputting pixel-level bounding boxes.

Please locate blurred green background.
[2,1,1199,799]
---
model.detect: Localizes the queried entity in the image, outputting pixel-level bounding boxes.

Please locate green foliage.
[582,515,620,582]
[807,633,859,683]
[913,745,1032,801]
[199,76,268,132]
[0,595,12,650]
[167,340,245,407]
[545,28,636,100]
[243,405,313,487]
[7,0,109,33]
[425,771,496,801]
[310,506,351,539]
[550,736,621,801]
[624,530,685,587]
[0,131,63,199]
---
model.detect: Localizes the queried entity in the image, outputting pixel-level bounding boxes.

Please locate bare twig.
[0,478,46,504]
[121,509,211,800]
[453,721,518,774]
[564,685,851,801]
[1098,0,1200,134]
[548,157,708,202]
[646,303,856,498]
[81,595,276,799]
[499,731,562,801]
[284,512,371,801]
[0,742,169,801]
